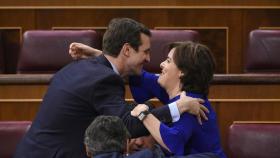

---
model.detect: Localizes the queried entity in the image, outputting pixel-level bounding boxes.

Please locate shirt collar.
[108,61,120,75]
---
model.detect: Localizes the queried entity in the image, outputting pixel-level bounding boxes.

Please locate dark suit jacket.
[93,149,218,158]
[14,55,172,158]
[94,150,154,158]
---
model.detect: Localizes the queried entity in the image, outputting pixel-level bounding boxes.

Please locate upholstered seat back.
[0,121,31,158]
[144,30,199,73]
[0,32,4,73]
[17,30,101,73]
[229,122,280,158]
[245,30,280,72]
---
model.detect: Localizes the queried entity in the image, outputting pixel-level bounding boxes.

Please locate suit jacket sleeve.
[92,73,172,137]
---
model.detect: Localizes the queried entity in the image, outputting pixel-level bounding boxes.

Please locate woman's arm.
[131,104,170,151]
[143,114,171,151]
[131,103,195,155]
[129,71,169,104]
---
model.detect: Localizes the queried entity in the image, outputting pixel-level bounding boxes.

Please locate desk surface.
[1,73,280,84]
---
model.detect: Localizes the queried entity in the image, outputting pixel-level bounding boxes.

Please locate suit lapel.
[96,54,125,87]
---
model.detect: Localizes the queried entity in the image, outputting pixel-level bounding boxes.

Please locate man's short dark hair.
[102,18,151,57]
[84,115,131,156]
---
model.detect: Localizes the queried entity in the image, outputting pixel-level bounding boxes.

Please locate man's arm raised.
[69,42,102,59]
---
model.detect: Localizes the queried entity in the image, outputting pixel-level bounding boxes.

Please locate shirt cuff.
[168,102,180,122]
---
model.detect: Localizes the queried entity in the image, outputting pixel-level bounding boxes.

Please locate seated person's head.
[128,135,156,153]
[127,101,156,153]
[84,115,131,157]
[158,41,216,96]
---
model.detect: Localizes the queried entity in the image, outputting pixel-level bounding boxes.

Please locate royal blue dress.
[129,70,227,158]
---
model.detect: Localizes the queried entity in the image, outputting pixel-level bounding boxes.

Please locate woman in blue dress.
[69,41,226,158]
[129,41,226,158]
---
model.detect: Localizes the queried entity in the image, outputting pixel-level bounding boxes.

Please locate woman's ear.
[179,71,185,78]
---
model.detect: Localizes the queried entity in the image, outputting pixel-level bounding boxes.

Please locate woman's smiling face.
[157,48,182,91]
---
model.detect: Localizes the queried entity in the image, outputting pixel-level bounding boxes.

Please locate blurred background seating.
[0,121,31,158]
[229,121,280,158]
[17,30,101,73]
[1,2,280,158]
[0,32,5,73]
[245,30,280,73]
[144,30,199,73]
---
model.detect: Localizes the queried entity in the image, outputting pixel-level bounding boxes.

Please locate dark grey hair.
[84,115,131,156]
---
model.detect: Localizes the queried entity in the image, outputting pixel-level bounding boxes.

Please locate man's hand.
[176,91,209,125]
[69,42,101,60]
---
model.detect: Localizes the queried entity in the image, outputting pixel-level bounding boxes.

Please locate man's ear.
[121,43,131,57]
[85,145,92,158]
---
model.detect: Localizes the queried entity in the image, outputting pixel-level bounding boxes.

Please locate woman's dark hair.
[169,41,216,95]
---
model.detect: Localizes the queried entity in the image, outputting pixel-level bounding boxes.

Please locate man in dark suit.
[14,18,206,158]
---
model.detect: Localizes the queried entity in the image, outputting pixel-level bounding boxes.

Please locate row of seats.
[1,121,279,158]
[229,122,280,158]
[245,30,280,73]
[0,30,199,74]
[18,30,102,73]
[0,121,31,158]
[2,29,279,74]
